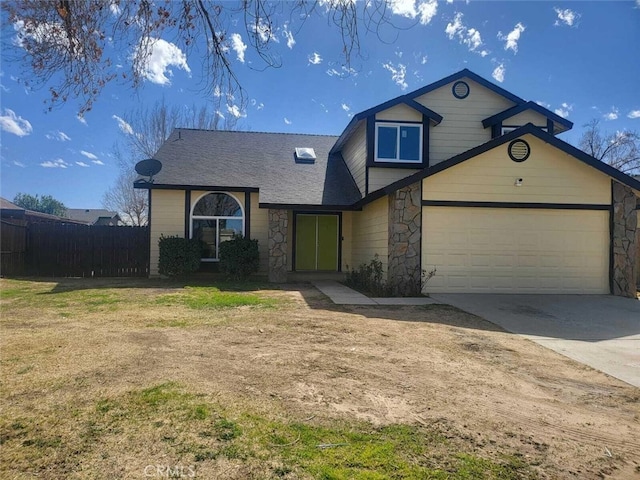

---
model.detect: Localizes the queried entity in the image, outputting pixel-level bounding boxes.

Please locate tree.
[1,0,390,115]
[13,193,67,216]
[102,98,232,225]
[579,119,640,174]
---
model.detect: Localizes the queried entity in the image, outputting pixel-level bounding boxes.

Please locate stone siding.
[388,182,422,296]
[612,182,638,297]
[268,209,288,283]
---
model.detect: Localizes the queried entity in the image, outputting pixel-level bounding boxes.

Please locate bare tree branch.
[579,119,640,174]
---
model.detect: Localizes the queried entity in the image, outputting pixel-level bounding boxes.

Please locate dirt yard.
[0,278,638,479]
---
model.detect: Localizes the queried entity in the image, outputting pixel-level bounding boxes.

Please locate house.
[135,69,639,297]
[64,209,122,226]
[0,197,87,225]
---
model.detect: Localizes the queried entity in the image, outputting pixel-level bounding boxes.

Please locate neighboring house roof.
[0,197,25,216]
[0,197,88,224]
[357,123,640,208]
[141,129,362,208]
[481,101,573,134]
[65,208,120,225]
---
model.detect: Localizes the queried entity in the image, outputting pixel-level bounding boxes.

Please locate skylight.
[295,147,316,163]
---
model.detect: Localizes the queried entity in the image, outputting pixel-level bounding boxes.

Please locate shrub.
[158,235,201,277]
[218,235,260,281]
[345,254,391,297]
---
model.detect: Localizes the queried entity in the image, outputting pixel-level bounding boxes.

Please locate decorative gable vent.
[295,147,316,164]
[508,140,531,162]
[452,81,470,99]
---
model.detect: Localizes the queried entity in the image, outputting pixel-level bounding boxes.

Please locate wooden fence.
[1,219,27,276]
[1,223,149,277]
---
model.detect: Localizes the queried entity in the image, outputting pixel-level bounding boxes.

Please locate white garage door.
[422,207,610,294]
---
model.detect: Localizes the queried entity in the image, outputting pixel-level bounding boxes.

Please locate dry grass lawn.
[0,277,638,479]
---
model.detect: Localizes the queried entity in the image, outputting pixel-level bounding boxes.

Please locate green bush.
[158,235,201,277]
[218,235,260,281]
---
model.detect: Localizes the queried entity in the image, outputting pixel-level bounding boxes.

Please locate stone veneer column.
[388,182,422,296]
[268,209,288,283]
[612,182,638,297]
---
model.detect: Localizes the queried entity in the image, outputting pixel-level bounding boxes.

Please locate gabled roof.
[357,123,640,208]
[65,208,120,225]
[482,101,573,133]
[332,68,524,154]
[1,197,23,211]
[141,129,362,208]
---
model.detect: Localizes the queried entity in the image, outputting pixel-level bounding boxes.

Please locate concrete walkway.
[312,280,441,306]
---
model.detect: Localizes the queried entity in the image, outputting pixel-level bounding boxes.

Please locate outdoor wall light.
[515,178,523,187]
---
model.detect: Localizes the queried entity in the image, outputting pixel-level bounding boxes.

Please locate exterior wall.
[504,110,549,127]
[149,189,185,276]
[368,167,420,193]
[250,193,269,274]
[376,104,422,122]
[388,182,422,296]
[414,78,516,164]
[422,135,611,205]
[341,211,353,271]
[612,182,638,297]
[342,121,367,196]
[350,196,389,273]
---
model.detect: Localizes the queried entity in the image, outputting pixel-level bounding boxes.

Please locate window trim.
[374,122,423,164]
[190,191,245,262]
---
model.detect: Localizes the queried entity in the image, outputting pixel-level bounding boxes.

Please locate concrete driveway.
[430,294,640,387]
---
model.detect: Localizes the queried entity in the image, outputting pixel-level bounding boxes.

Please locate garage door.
[422,207,609,294]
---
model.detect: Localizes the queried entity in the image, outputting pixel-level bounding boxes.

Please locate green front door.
[295,214,339,271]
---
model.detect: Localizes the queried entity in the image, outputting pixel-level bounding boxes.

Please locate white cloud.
[308,52,322,65]
[554,102,573,118]
[112,115,134,135]
[603,107,619,121]
[230,33,247,63]
[554,7,580,27]
[341,103,350,113]
[445,12,487,55]
[252,18,278,43]
[284,117,292,125]
[628,110,640,119]
[137,38,191,85]
[0,108,33,137]
[382,62,408,90]
[92,160,105,166]
[536,100,551,109]
[109,1,121,16]
[498,23,525,53]
[77,115,87,126]
[40,158,70,168]
[326,65,358,78]
[420,55,428,65]
[80,150,99,160]
[389,0,438,25]
[492,64,506,83]
[13,160,26,168]
[76,161,90,167]
[283,23,295,49]
[46,130,71,141]
[227,104,246,118]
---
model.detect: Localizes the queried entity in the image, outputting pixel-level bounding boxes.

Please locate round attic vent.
[452,81,470,99]
[508,140,531,162]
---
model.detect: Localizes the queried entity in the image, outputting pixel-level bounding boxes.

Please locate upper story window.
[375,123,422,163]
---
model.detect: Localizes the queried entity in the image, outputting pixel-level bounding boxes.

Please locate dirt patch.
[1,279,638,479]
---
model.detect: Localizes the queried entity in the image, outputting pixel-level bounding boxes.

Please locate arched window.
[191,193,244,261]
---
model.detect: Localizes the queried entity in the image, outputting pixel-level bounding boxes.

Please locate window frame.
[374,122,423,164]
[190,192,245,262]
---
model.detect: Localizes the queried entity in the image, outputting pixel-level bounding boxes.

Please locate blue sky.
[1,1,639,209]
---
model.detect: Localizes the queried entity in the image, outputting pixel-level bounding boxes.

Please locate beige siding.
[504,110,548,127]
[422,207,609,294]
[368,167,420,193]
[414,78,516,164]
[341,211,353,271]
[250,194,269,274]
[350,196,388,273]
[375,103,422,122]
[149,190,185,276]
[422,134,611,204]
[342,121,367,196]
